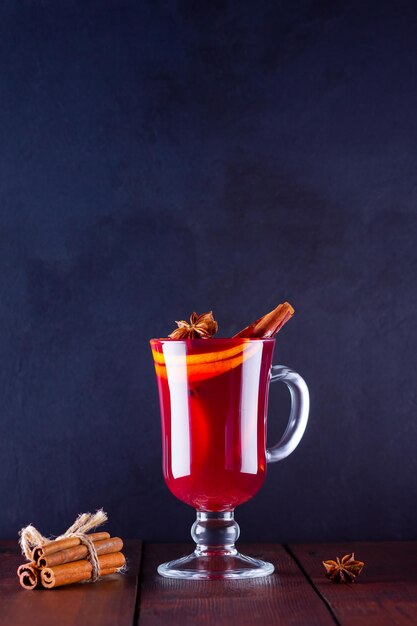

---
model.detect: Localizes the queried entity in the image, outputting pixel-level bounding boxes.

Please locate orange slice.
[151,342,247,366]
[153,342,262,383]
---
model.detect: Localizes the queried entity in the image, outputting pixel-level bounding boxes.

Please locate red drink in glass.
[150,338,275,512]
[150,335,309,579]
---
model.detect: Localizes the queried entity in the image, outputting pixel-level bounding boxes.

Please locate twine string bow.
[19,510,107,582]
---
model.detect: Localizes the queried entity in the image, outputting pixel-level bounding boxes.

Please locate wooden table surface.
[1,540,417,625]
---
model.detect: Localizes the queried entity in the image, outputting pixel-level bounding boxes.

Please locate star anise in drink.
[169,311,218,339]
[322,553,365,583]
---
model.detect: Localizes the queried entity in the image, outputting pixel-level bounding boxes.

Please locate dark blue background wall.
[1,1,416,542]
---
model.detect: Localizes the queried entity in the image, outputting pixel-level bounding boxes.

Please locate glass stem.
[191,511,240,556]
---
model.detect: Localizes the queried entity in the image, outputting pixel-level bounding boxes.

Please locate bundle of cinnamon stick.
[18,532,125,589]
[17,511,126,590]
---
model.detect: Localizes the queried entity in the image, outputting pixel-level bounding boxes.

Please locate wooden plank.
[137,543,336,626]
[0,539,141,626]
[290,542,417,626]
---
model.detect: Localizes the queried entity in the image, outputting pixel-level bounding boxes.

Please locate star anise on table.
[322,553,365,583]
[169,311,218,339]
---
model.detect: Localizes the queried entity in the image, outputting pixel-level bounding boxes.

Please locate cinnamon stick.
[32,531,110,562]
[40,552,126,588]
[37,536,123,568]
[17,562,40,590]
[233,302,295,338]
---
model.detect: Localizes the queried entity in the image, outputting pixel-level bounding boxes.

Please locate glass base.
[157,511,275,580]
[158,551,274,580]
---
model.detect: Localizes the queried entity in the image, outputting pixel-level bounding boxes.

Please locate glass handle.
[266,365,310,463]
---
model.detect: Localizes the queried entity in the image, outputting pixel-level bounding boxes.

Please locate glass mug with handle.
[150,336,309,579]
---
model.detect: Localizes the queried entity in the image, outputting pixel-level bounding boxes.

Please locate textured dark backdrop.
[1,1,416,542]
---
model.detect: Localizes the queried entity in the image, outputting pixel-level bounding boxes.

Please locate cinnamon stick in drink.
[233,302,295,338]
[32,531,110,562]
[37,537,123,568]
[40,552,126,588]
[17,562,40,590]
